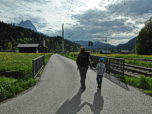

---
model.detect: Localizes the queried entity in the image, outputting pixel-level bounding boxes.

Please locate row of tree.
[0,21,81,52]
[135,17,152,55]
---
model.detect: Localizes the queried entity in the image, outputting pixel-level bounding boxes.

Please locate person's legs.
[79,67,86,89]
[83,68,88,89]
[96,75,100,86]
[99,75,103,86]
[79,68,83,88]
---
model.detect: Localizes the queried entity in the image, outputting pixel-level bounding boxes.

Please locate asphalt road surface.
[0,54,152,114]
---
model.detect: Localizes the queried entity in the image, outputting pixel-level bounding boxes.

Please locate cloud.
[0,0,152,46]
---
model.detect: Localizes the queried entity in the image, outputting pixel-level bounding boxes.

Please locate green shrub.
[149,77,152,90]
[15,83,22,93]
[138,75,149,89]
[125,76,139,87]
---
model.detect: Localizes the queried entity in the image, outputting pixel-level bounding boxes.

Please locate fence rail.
[64,53,152,78]
[32,55,45,78]
[90,55,125,79]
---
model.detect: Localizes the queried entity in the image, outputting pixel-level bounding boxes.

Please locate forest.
[0,21,82,52]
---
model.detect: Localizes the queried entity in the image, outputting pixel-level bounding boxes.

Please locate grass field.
[69,52,152,68]
[0,52,53,103]
[0,52,51,73]
[70,52,152,58]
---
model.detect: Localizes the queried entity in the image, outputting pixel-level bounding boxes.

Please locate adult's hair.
[81,48,85,53]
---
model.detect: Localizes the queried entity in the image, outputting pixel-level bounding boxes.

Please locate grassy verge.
[0,53,53,103]
[58,53,152,96]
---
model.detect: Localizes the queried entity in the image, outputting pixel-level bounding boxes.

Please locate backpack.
[79,53,88,67]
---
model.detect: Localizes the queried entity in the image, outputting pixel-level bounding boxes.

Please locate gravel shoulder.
[0,54,152,114]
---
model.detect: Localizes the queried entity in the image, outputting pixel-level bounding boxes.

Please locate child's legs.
[99,75,103,86]
[97,75,103,86]
[96,75,100,85]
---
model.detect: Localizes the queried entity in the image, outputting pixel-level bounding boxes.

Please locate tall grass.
[0,53,53,102]
[0,75,37,102]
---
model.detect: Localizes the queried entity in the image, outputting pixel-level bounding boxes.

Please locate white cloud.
[0,0,152,46]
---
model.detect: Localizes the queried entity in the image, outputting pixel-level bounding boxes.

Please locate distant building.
[100,50,111,54]
[17,44,47,53]
[120,50,129,54]
[17,44,39,53]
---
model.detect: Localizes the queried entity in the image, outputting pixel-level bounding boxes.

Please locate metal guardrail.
[90,55,125,79]
[32,55,45,78]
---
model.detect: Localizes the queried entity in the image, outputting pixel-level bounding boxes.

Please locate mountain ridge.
[11,20,137,50]
[73,36,137,50]
[11,20,49,37]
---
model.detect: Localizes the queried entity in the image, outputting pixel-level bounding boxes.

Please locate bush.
[149,77,152,90]
[125,76,139,87]
[138,75,149,89]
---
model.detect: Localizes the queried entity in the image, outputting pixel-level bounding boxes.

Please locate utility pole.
[97,36,109,56]
[105,37,107,56]
[62,24,64,53]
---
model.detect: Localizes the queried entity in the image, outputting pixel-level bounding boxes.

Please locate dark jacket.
[76,52,93,70]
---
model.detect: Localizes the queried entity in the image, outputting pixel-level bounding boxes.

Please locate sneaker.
[99,85,101,89]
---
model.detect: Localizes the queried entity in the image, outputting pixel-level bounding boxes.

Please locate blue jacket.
[92,63,106,75]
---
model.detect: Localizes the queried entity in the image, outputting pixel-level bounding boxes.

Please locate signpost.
[88,41,93,55]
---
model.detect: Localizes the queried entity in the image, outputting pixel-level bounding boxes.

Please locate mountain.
[73,40,115,50]
[73,36,138,50]
[11,20,49,37]
[114,37,137,50]
[19,20,37,32]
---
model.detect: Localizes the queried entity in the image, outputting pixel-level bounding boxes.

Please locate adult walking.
[76,46,93,90]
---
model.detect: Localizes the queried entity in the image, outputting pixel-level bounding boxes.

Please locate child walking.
[92,58,106,89]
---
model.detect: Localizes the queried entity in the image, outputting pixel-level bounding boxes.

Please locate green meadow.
[0,52,53,102]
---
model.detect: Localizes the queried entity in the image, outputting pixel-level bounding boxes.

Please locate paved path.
[0,54,152,114]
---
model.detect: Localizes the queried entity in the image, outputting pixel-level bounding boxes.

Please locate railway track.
[110,61,152,78]
[72,54,152,78]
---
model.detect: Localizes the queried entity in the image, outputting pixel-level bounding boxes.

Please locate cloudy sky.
[0,0,152,46]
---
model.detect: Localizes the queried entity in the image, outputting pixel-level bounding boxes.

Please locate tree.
[111,49,114,53]
[0,34,6,50]
[136,17,152,55]
[12,47,17,50]
[7,42,12,50]
[92,49,95,53]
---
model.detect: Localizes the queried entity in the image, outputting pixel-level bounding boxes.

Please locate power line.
[69,0,132,39]
[75,0,132,38]
[63,0,74,23]
[64,0,105,38]
[68,0,115,38]
[65,0,112,38]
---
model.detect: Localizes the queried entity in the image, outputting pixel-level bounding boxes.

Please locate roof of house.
[17,44,39,48]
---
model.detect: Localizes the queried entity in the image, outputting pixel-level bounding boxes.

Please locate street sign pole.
[62,24,64,53]
[90,42,91,55]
